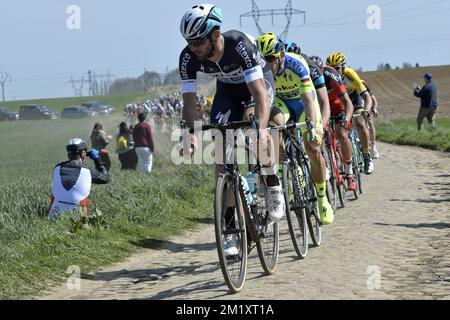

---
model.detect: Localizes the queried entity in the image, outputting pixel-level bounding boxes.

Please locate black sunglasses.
[187,37,208,47]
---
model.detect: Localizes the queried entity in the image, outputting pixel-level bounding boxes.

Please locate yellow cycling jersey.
[274,52,314,100]
[342,66,367,96]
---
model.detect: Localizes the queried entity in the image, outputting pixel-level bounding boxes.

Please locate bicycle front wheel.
[323,147,338,212]
[214,172,248,293]
[282,159,308,259]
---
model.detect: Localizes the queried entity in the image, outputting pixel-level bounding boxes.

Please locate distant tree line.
[377,62,420,71]
[108,68,213,95]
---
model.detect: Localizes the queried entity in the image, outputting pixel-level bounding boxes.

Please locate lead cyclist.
[178,4,286,256]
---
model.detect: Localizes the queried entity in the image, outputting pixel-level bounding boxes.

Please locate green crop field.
[0,94,215,299]
[376,118,450,152]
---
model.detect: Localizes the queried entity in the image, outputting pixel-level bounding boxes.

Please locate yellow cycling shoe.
[318,199,334,225]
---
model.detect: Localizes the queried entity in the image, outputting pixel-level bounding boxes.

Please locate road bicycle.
[180,116,279,293]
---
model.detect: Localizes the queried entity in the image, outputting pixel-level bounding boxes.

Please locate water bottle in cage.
[241,175,255,206]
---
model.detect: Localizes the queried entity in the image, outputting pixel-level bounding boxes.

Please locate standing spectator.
[90,122,112,170]
[133,112,155,174]
[116,122,138,170]
[414,72,438,131]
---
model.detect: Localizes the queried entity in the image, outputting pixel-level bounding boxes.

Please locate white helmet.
[66,138,88,153]
[180,4,223,40]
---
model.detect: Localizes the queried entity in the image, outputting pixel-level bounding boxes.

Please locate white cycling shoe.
[371,144,380,159]
[223,234,238,256]
[267,185,286,222]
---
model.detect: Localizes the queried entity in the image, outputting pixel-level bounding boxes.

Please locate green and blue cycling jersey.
[273,52,323,131]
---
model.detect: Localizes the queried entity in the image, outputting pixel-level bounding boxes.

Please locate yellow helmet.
[326,51,346,67]
[257,32,284,57]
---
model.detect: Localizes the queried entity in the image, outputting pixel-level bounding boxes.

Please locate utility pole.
[0,72,12,102]
[67,77,88,97]
[240,0,306,41]
[87,70,115,96]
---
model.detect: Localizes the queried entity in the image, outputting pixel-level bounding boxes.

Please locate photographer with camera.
[48,138,109,220]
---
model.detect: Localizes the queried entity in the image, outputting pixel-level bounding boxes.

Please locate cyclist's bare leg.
[336,125,353,161]
[369,114,376,145]
[353,116,371,152]
[304,137,326,183]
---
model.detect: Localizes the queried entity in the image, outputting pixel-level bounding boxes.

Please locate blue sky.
[1,0,449,100]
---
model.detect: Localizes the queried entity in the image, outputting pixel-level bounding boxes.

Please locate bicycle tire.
[335,148,347,208]
[323,147,338,212]
[282,159,308,259]
[352,156,360,200]
[305,174,322,247]
[214,172,248,293]
[253,177,279,274]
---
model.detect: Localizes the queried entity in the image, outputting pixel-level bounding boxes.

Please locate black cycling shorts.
[350,92,365,111]
[210,69,275,124]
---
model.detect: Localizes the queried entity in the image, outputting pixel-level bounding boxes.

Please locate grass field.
[0,94,215,299]
[376,118,450,152]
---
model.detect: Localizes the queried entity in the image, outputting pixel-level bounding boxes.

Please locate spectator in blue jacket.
[414,72,438,131]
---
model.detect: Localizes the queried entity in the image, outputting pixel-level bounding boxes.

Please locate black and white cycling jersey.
[179,30,270,93]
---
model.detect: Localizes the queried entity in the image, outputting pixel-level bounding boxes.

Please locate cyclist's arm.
[179,48,200,129]
[316,86,330,127]
[361,91,372,111]
[300,92,316,125]
[247,78,270,129]
[371,93,378,111]
[339,93,354,121]
[182,93,198,128]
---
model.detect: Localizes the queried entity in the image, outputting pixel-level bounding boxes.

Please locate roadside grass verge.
[376,118,450,152]
[0,111,215,299]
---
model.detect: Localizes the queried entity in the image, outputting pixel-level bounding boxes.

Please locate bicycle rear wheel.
[282,159,308,259]
[214,172,248,293]
[254,178,279,274]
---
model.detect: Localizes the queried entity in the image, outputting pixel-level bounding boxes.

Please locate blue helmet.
[284,41,301,55]
[180,4,223,40]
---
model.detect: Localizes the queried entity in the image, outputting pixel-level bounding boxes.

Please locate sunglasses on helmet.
[187,37,208,47]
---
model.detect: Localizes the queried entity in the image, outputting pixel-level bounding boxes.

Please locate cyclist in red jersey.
[310,55,357,191]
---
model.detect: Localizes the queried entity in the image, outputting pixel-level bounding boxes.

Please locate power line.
[296,0,448,27]
[240,0,306,41]
[382,0,448,18]
[310,0,402,25]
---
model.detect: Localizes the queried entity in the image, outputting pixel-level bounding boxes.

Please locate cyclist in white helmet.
[179,4,285,256]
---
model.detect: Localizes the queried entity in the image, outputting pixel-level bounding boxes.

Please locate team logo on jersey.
[180,53,192,80]
[235,41,253,68]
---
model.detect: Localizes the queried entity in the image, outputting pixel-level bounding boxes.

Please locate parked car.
[19,105,58,120]
[0,107,19,121]
[81,101,115,116]
[61,106,98,119]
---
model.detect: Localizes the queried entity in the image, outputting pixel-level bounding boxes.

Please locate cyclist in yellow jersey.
[257,32,334,225]
[326,51,374,175]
